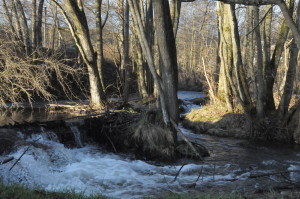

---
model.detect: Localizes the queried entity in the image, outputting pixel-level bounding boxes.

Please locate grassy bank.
[183,104,250,139]
[0,181,108,199]
[1,181,300,199]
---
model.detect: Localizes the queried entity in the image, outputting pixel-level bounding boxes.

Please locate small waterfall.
[69,125,84,148]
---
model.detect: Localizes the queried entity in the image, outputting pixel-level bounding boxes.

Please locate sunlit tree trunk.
[217,2,234,111]
[153,0,179,126]
[278,1,300,118]
[264,0,294,113]
[128,0,171,125]
[51,0,106,107]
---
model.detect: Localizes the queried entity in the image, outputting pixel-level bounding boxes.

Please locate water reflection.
[0,107,84,126]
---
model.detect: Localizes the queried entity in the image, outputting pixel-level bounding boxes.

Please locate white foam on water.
[261,160,277,166]
[288,165,300,182]
[0,132,245,199]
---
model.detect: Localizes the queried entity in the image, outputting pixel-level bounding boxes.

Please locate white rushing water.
[0,130,242,199]
[1,91,300,198]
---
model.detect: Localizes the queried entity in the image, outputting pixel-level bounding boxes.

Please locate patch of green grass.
[0,181,110,199]
[1,180,299,199]
[144,193,244,199]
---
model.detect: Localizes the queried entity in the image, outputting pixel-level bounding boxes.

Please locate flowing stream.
[0,91,300,198]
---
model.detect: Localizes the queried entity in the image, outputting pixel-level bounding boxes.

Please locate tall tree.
[153,0,179,125]
[95,0,109,91]
[36,0,44,46]
[51,0,106,107]
[32,0,37,49]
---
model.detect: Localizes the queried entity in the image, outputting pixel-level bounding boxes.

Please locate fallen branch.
[0,157,14,165]
[9,138,41,171]
[171,119,203,160]
[172,164,186,182]
[9,145,31,171]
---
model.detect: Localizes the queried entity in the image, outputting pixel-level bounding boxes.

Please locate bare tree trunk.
[254,6,265,119]
[36,0,44,47]
[15,0,31,54]
[136,42,148,98]
[153,0,179,125]
[122,1,130,103]
[145,0,155,97]
[265,0,294,113]
[2,0,16,37]
[278,1,300,118]
[228,4,253,113]
[95,0,106,91]
[217,0,300,52]
[10,0,23,42]
[32,0,37,48]
[128,0,170,125]
[50,3,58,51]
[170,0,181,37]
[262,5,272,69]
[51,0,106,107]
[244,6,257,100]
[217,2,233,111]
[43,7,47,47]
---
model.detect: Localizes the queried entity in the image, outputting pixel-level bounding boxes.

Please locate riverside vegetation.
[0,0,300,198]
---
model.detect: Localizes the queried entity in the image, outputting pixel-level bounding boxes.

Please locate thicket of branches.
[0,33,87,105]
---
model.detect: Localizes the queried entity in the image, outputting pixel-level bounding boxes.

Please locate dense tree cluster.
[0,0,299,142]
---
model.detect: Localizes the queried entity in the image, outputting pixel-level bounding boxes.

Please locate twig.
[246,5,274,37]
[202,57,217,103]
[9,138,41,171]
[172,164,186,182]
[102,125,117,153]
[194,166,203,184]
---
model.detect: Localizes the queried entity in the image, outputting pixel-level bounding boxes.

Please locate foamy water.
[0,91,300,198]
[0,130,243,198]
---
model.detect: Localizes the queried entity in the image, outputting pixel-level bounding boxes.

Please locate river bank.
[182,104,250,139]
[1,179,300,199]
[0,91,300,198]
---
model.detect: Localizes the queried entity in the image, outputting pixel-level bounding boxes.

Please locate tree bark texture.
[217,2,234,111]
[52,0,106,107]
[153,0,179,124]
[128,0,171,125]
[254,6,265,119]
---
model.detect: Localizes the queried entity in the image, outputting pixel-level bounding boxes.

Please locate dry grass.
[185,104,228,123]
[133,110,175,158]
